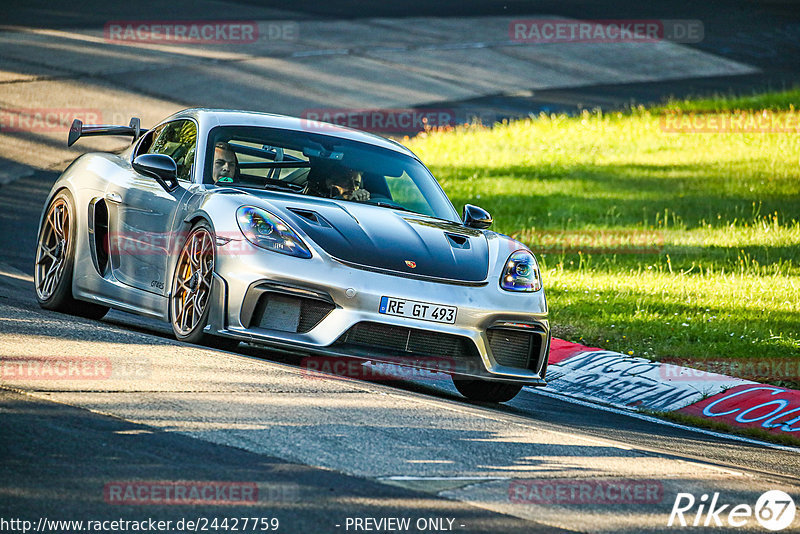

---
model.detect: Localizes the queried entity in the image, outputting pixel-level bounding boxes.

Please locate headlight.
[236,206,311,259]
[500,250,542,292]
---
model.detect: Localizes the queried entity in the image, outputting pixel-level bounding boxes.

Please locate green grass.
[655,88,800,112]
[404,91,800,383]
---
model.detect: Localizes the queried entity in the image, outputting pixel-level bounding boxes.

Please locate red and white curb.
[537,339,800,440]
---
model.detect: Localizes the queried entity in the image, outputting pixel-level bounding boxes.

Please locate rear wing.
[67,117,147,147]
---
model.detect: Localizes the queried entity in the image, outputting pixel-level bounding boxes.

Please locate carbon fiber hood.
[265,196,490,282]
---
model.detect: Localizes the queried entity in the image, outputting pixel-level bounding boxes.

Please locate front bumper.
[206,240,550,385]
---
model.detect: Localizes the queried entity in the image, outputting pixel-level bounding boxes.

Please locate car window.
[133,127,158,159]
[385,172,435,216]
[235,140,309,183]
[147,120,197,182]
[205,125,459,222]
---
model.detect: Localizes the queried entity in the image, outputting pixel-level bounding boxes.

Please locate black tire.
[169,221,238,351]
[452,377,524,403]
[34,190,109,320]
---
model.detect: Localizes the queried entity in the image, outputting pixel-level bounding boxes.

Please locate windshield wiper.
[263,182,303,193]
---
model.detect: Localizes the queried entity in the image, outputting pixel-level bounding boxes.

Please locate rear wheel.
[452,377,523,403]
[170,222,239,351]
[34,190,109,320]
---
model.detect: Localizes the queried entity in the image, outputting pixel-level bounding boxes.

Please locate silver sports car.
[35,109,550,402]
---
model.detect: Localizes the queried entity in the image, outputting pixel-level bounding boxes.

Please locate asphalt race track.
[1,1,800,533]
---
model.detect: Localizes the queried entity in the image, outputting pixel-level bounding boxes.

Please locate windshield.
[205,126,459,221]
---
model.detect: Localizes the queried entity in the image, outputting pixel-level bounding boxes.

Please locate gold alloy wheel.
[171,227,215,337]
[35,197,70,301]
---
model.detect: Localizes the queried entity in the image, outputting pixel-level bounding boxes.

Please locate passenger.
[212,142,238,184]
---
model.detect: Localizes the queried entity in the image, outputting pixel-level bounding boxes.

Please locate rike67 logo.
[668,490,796,531]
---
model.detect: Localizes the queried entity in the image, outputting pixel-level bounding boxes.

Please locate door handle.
[105,192,122,204]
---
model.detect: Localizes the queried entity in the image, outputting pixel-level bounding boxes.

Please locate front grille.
[487,328,545,372]
[251,293,334,333]
[298,299,335,333]
[336,322,479,361]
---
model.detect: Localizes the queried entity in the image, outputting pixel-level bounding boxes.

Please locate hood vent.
[287,207,332,228]
[445,233,470,249]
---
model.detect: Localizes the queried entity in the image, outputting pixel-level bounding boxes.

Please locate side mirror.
[463,204,492,229]
[132,154,179,192]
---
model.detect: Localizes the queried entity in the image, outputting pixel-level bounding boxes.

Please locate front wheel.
[452,377,523,403]
[169,222,239,351]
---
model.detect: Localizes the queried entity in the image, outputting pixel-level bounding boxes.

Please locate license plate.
[379,296,457,324]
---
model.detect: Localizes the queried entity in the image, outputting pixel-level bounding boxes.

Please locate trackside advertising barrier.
[679,385,800,435]
[545,338,800,438]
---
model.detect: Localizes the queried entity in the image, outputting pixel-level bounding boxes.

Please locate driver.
[308,167,370,201]
[212,142,238,183]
